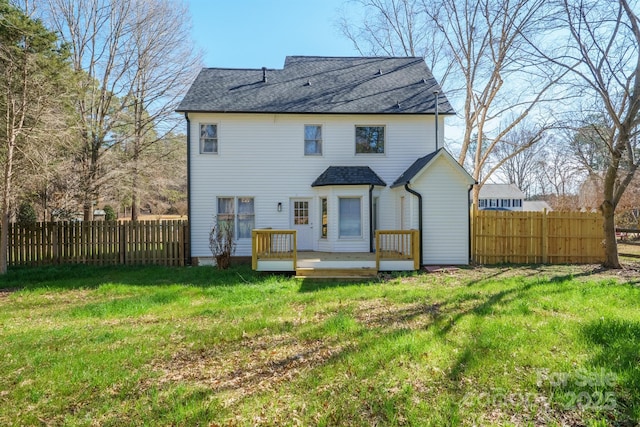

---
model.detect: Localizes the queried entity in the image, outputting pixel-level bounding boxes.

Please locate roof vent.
[262,67,267,83]
[422,78,427,84]
[378,68,383,75]
[304,79,311,86]
[396,100,401,109]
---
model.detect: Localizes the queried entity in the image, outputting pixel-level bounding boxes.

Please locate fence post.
[542,208,548,264]
[119,222,126,264]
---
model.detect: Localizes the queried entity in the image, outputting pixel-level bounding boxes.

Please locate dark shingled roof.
[177,56,453,114]
[311,166,386,187]
[391,149,441,188]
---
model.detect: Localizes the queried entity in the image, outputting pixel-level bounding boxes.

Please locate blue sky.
[187,0,358,69]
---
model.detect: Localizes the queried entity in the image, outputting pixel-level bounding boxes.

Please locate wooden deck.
[295,252,378,279]
[252,229,420,278]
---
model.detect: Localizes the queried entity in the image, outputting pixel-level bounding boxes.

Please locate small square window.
[304,125,322,155]
[200,124,218,154]
[356,126,385,154]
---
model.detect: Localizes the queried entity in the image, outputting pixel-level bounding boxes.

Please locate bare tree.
[122,0,200,220]
[341,0,566,206]
[491,120,549,197]
[44,0,136,221]
[536,0,640,268]
[538,142,584,202]
[338,0,454,86]
[0,0,70,273]
[427,0,567,205]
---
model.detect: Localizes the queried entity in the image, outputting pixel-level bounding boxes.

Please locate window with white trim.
[304,125,322,155]
[489,199,498,208]
[217,197,254,239]
[339,197,361,237]
[501,199,511,208]
[513,199,522,207]
[200,124,218,154]
[320,198,327,238]
[355,126,385,154]
[479,199,487,208]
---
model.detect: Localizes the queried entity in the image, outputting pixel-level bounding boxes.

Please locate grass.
[0,261,639,426]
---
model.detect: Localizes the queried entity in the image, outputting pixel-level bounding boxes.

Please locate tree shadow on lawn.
[153,274,595,423]
[0,264,272,291]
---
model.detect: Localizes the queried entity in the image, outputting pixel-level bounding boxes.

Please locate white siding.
[188,113,438,257]
[410,155,472,265]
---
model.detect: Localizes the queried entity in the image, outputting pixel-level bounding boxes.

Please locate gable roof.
[479,184,525,199]
[391,148,475,188]
[311,166,386,187]
[177,56,453,115]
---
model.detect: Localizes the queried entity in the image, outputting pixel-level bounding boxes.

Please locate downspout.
[468,184,474,263]
[369,185,374,253]
[404,184,423,266]
[185,113,192,264]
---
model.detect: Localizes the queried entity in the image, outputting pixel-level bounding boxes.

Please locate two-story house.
[177,56,475,272]
[478,184,525,211]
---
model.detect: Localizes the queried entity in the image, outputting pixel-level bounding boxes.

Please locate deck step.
[295,267,378,279]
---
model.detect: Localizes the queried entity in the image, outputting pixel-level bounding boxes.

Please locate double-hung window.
[355,126,385,154]
[217,197,254,239]
[200,124,218,154]
[304,125,322,155]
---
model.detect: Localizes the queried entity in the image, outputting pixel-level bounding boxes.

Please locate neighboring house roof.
[311,166,386,187]
[177,56,453,115]
[523,201,553,212]
[391,148,475,188]
[479,184,525,199]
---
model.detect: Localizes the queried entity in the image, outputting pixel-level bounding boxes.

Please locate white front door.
[291,198,313,250]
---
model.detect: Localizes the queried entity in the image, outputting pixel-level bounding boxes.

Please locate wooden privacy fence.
[473,210,604,264]
[8,220,189,267]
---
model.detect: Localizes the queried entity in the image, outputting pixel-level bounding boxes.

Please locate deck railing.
[375,229,420,270]
[251,229,297,269]
[251,228,420,271]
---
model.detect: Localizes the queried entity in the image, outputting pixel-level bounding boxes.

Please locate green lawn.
[0,263,638,426]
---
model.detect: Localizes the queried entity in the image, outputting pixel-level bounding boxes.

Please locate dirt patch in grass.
[354,299,440,330]
[152,334,350,406]
[0,288,18,298]
[415,256,640,286]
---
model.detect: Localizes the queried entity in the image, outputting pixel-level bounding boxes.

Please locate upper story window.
[304,125,322,155]
[200,124,218,154]
[355,126,385,154]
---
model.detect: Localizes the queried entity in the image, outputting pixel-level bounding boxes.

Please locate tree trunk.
[131,151,140,221]
[601,200,621,269]
[1,142,15,274]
